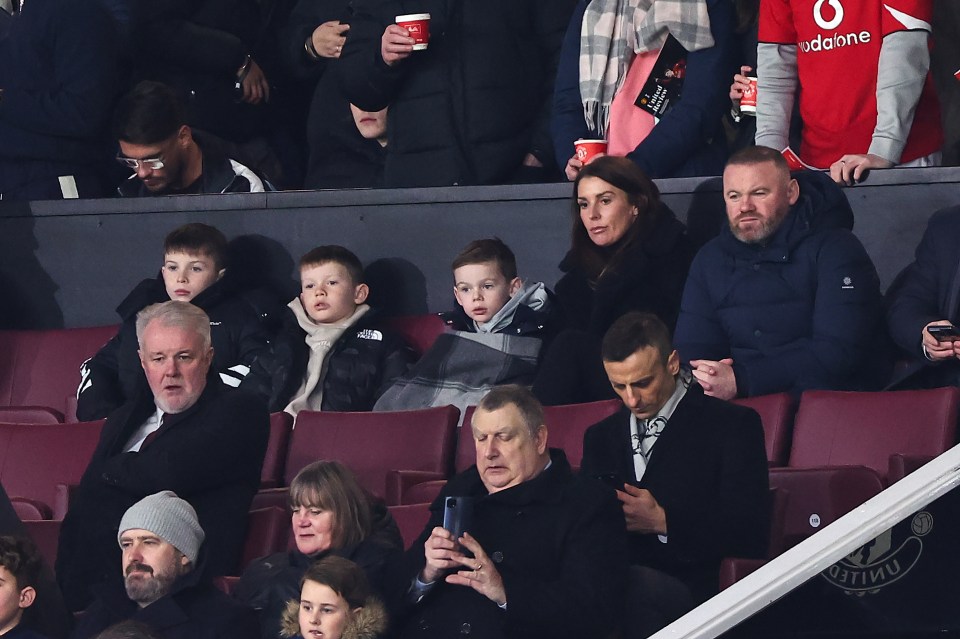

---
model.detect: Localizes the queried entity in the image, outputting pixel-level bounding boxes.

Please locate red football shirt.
[760,0,941,168]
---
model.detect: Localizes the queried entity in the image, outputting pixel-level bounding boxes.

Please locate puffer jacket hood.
[279,596,387,639]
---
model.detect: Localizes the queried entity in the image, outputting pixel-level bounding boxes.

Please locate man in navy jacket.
[674,146,888,399]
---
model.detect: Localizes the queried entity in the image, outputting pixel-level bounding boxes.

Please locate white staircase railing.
[651,443,960,638]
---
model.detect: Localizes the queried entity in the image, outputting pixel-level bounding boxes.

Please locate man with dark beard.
[673,145,889,399]
[70,491,259,639]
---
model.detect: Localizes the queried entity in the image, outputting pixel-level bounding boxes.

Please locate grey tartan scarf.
[579,0,715,135]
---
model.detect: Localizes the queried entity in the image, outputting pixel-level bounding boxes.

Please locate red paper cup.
[574,139,607,164]
[396,13,431,50]
[740,76,758,115]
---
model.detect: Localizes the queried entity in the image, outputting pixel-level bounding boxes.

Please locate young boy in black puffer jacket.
[241,245,414,415]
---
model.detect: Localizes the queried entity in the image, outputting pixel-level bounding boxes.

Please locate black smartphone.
[927,325,960,342]
[594,473,624,490]
[442,496,474,541]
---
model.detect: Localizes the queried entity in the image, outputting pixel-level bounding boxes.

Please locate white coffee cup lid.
[575,139,606,144]
[396,13,430,21]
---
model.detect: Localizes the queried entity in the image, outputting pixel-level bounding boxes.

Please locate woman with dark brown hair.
[235,461,402,639]
[534,156,696,405]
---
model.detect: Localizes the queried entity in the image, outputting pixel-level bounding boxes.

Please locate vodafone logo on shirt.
[798,0,872,53]
[813,0,843,28]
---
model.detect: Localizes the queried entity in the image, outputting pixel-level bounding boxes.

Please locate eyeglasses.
[116,156,165,171]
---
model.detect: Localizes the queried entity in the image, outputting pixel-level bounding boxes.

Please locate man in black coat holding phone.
[581,312,769,639]
[384,385,626,639]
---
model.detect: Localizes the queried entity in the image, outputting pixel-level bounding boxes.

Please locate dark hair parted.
[474,384,545,439]
[0,536,42,590]
[570,156,662,280]
[288,461,373,551]
[300,246,364,285]
[451,238,518,281]
[113,81,186,145]
[726,145,791,177]
[301,556,373,610]
[163,223,228,271]
[601,312,673,365]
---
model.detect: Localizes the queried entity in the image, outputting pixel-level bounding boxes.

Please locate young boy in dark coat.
[241,246,414,415]
[77,224,274,421]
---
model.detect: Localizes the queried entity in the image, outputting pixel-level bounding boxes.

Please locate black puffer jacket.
[234,500,402,639]
[554,204,697,336]
[76,275,276,421]
[339,0,578,186]
[240,305,415,413]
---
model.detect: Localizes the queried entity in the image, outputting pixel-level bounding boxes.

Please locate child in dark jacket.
[241,246,414,415]
[374,238,558,412]
[76,223,274,421]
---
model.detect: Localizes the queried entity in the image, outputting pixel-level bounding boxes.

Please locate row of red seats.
[7,385,959,580]
[3,321,959,584]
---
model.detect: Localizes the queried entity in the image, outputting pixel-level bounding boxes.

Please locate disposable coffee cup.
[396,13,431,50]
[574,139,607,164]
[740,76,758,115]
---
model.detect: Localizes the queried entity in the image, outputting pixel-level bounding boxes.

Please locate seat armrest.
[888,453,934,483]
[386,470,446,506]
[249,487,288,512]
[11,498,52,521]
[718,558,768,591]
[54,483,80,520]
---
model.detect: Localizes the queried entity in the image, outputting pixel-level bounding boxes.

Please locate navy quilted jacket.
[674,170,889,397]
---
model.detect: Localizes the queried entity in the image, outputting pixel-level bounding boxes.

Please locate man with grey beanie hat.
[70,491,259,639]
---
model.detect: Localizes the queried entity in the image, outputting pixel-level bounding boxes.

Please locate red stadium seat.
[22,519,62,571]
[789,388,959,483]
[0,420,104,519]
[388,503,432,550]
[284,406,460,505]
[240,507,289,571]
[0,406,63,424]
[382,314,450,357]
[0,325,117,418]
[769,466,886,551]
[731,393,795,467]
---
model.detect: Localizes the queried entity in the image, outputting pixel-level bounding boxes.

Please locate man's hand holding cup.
[382,13,430,67]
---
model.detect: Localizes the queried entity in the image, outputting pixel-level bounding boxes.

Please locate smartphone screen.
[927,325,960,341]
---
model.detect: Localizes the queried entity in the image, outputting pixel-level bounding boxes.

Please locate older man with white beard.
[70,491,259,639]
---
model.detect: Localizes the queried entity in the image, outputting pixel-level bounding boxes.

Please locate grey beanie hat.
[117,491,205,563]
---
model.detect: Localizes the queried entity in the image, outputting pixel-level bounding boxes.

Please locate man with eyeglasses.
[113,81,271,197]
